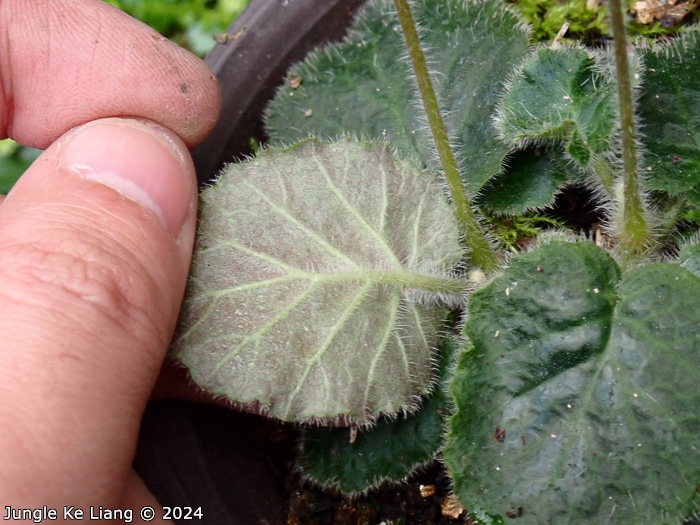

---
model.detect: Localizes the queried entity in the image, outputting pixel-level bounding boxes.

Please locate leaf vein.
[242,178,360,268]
[311,150,403,270]
[283,280,377,419]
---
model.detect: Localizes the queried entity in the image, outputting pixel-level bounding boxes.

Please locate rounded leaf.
[495,45,617,170]
[173,139,465,424]
[446,240,700,523]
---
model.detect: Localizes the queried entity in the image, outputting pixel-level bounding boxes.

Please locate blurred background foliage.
[0,139,42,194]
[1,0,696,193]
[104,0,250,57]
[0,0,250,193]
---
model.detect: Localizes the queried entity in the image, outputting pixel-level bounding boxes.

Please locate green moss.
[509,0,608,42]
[508,0,692,43]
[484,213,567,252]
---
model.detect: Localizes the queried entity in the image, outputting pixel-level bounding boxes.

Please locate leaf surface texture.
[446,240,700,523]
[173,139,464,423]
[265,0,530,193]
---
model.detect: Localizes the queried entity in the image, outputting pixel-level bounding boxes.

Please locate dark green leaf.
[495,45,617,172]
[265,0,530,192]
[476,148,571,214]
[638,28,700,194]
[445,240,700,524]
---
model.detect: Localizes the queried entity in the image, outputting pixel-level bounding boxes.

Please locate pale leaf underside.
[173,139,464,424]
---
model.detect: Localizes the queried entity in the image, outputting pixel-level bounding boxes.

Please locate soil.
[285,461,474,525]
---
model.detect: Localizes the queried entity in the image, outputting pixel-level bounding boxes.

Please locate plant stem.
[609,0,650,256]
[392,0,498,272]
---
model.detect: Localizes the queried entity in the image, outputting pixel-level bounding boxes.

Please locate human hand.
[0,0,220,519]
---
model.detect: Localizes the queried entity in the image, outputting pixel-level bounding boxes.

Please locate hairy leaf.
[495,45,617,171]
[173,139,465,424]
[476,148,571,214]
[445,240,700,524]
[297,336,459,494]
[265,0,530,193]
[679,239,700,278]
[638,28,700,194]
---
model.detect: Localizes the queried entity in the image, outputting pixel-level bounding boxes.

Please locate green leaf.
[265,0,530,193]
[445,240,700,524]
[476,148,571,214]
[679,238,700,278]
[0,140,41,194]
[687,184,700,208]
[172,139,465,424]
[638,28,700,194]
[297,336,459,494]
[0,156,27,194]
[495,45,617,172]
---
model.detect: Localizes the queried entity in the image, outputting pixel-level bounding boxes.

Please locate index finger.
[0,0,221,148]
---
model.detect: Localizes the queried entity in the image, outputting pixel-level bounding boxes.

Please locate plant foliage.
[105,0,249,56]
[265,0,530,195]
[0,140,41,194]
[495,45,618,175]
[173,139,464,424]
[298,337,458,494]
[175,0,700,520]
[446,239,700,523]
[637,28,700,194]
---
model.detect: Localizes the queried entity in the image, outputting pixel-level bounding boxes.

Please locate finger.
[120,469,173,524]
[0,117,197,505]
[0,0,221,148]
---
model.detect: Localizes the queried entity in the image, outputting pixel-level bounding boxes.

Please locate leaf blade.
[639,28,700,194]
[173,139,465,423]
[495,45,618,172]
[445,240,700,523]
[265,0,531,193]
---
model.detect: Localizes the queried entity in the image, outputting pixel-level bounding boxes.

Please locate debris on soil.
[439,495,466,520]
[630,0,695,27]
[285,461,477,525]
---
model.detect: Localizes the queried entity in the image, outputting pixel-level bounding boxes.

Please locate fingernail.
[57,118,195,237]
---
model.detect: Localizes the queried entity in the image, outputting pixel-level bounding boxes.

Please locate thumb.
[0,118,196,505]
